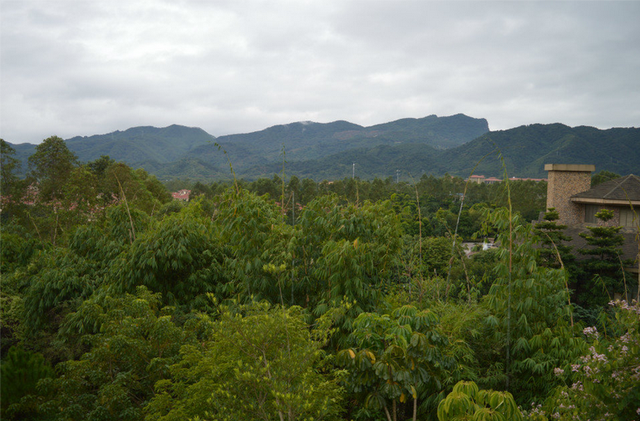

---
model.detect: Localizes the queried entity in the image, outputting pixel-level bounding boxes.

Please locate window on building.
[584,205,599,223]
[619,208,637,228]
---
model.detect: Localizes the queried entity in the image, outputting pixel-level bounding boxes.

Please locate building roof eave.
[570,197,640,206]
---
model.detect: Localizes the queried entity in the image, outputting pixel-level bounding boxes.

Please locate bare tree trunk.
[382,402,393,421]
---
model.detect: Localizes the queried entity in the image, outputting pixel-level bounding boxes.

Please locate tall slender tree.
[27,136,78,202]
[1,139,26,220]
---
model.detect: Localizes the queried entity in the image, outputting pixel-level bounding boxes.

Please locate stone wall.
[545,164,594,226]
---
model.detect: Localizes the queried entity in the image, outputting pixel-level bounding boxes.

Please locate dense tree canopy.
[2,141,638,421]
[27,136,79,202]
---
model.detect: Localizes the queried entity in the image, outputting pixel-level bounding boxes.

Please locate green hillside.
[439,124,640,178]
[237,124,639,181]
[241,143,442,181]
[367,113,492,149]
[204,114,489,168]
[6,119,639,182]
[65,124,215,164]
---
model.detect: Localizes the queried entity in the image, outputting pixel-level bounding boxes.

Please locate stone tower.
[545,164,595,226]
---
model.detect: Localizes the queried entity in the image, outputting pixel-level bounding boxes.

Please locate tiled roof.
[572,174,640,202]
[172,189,191,200]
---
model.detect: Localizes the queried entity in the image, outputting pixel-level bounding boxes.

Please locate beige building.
[545,164,640,231]
[544,164,640,282]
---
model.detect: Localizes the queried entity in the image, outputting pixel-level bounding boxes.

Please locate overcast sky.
[1,0,639,144]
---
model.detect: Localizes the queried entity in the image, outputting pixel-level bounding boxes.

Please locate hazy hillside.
[439,124,640,178]
[66,124,215,164]
[7,125,215,177]
[8,143,36,177]
[241,143,443,181]
[204,114,489,168]
[6,118,639,182]
[366,113,492,149]
[238,124,639,180]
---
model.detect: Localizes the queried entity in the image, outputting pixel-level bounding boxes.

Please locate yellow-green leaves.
[437,381,523,421]
[146,301,344,421]
[338,305,455,420]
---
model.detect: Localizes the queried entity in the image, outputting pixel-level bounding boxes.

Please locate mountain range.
[7,114,640,182]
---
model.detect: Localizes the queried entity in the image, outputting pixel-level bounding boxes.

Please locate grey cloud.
[1,0,638,144]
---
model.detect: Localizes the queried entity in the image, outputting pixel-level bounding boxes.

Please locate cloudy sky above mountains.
[1,0,639,144]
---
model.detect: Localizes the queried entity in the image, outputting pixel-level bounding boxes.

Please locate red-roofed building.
[172,189,191,202]
[467,175,485,183]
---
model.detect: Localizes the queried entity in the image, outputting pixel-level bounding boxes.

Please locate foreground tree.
[437,381,523,421]
[543,300,640,421]
[577,209,628,307]
[294,195,403,331]
[1,139,28,223]
[438,381,523,421]
[111,212,227,307]
[1,346,54,419]
[337,305,455,421]
[33,287,190,421]
[146,301,344,421]
[483,208,584,404]
[1,139,22,198]
[27,136,78,202]
[533,208,574,269]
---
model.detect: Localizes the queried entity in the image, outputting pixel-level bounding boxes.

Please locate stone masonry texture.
[545,164,594,226]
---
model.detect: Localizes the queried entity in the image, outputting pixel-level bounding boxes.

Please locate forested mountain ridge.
[439,123,640,178]
[179,113,489,173]
[212,113,489,159]
[236,123,640,180]
[65,124,215,164]
[6,118,639,181]
[7,124,216,177]
[6,114,487,178]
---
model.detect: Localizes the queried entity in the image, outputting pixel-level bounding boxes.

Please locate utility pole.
[352,162,355,179]
[396,169,400,184]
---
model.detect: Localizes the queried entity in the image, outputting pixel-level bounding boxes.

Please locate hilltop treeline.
[1,137,639,421]
[7,118,639,182]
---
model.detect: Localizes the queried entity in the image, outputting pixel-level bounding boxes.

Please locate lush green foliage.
[1,346,53,417]
[111,212,227,306]
[337,305,455,421]
[483,209,585,404]
[577,209,628,308]
[534,208,574,269]
[146,301,344,421]
[591,170,620,187]
[35,287,191,421]
[437,381,523,421]
[2,144,638,421]
[1,139,27,218]
[295,195,403,323]
[27,136,79,202]
[544,300,640,421]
